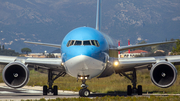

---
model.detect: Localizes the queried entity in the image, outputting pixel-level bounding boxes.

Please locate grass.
[22,96,180,101]
[1,66,180,94]
[1,66,180,101]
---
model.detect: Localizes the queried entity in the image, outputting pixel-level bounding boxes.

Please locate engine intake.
[2,62,29,88]
[150,62,177,88]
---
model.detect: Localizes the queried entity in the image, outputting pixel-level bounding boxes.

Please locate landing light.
[61,62,64,66]
[78,75,89,80]
[114,61,119,66]
[79,76,88,80]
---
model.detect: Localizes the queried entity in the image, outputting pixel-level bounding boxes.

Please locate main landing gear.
[119,69,142,95]
[43,69,66,95]
[79,79,90,97]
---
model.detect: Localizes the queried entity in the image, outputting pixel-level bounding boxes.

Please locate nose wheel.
[79,79,90,97]
[79,88,90,97]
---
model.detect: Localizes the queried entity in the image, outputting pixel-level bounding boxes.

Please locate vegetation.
[136,39,175,54]
[1,66,180,94]
[27,67,180,94]
[134,39,177,57]
[22,96,180,101]
[109,50,118,58]
[172,39,180,55]
[0,49,19,56]
[46,53,56,58]
[0,45,19,56]
[110,39,177,58]
[21,48,32,54]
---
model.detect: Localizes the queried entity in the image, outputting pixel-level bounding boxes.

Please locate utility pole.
[2,45,4,50]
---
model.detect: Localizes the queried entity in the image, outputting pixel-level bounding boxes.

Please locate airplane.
[0,0,180,97]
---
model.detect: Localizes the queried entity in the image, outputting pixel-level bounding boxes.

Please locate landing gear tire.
[43,85,48,95]
[137,85,142,95]
[127,85,132,95]
[79,89,83,96]
[53,85,58,95]
[79,88,90,97]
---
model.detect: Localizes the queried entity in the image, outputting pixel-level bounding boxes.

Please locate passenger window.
[74,41,82,45]
[83,41,91,45]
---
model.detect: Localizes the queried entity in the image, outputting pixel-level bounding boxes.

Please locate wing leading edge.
[24,41,61,48]
[0,55,64,70]
[110,41,175,51]
[112,55,180,72]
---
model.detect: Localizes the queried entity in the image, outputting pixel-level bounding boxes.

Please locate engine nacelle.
[2,62,29,88]
[150,62,177,88]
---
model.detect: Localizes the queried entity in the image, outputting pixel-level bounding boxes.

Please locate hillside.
[0,0,179,52]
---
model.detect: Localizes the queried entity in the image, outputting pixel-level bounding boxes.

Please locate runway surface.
[0,83,79,101]
[0,83,180,101]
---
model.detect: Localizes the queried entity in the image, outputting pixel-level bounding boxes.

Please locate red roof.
[124,50,148,54]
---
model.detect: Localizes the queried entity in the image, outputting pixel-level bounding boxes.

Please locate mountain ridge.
[0,0,179,52]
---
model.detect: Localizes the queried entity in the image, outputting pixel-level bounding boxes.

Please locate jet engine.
[2,62,29,88]
[150,62,177,88]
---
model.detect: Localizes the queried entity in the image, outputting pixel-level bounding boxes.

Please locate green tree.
[136,40,151,52]
[172,39,180,55]
[46,53,56,58]
[21,48,32,54]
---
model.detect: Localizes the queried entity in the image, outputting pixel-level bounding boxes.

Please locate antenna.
[96,0,101,31]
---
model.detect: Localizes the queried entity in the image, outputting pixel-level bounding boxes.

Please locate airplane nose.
[65,46,98,61]
[65,55,105,79]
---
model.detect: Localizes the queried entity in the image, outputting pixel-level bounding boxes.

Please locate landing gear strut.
[120,69,142,95]
[79,79,90,97]
[43,69,66,95]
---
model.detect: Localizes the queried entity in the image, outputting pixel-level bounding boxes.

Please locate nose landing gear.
[79,79,90,97]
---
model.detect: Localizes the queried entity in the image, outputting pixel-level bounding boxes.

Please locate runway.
[0,83,79,101]
[0,83,180,101]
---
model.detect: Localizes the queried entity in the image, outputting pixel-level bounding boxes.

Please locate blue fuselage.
[61,27,110,78]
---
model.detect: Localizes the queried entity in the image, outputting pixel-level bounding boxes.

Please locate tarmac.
[0,83,79,101]
[0,83,180,101]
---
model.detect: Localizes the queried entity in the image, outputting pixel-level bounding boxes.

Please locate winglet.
[24,41,61,48]
[96,0,101,31]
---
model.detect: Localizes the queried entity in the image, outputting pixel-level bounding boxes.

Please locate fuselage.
[61,27,110,79]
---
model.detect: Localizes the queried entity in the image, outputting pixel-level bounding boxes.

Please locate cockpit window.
[70,40,75,46]
[83,41,91,45]
[67,40,75,47]
[95,40,100,47]
[74,41,82,45]
[91,40,96,46]
[67,40,100,47]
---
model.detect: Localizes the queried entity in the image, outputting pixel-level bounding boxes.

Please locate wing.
[0,55,64,70]
[0,55,65,88]
[112,55,180,72]
[110,41,175,51]
[111,55,180,89]
[24,41,61,48]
